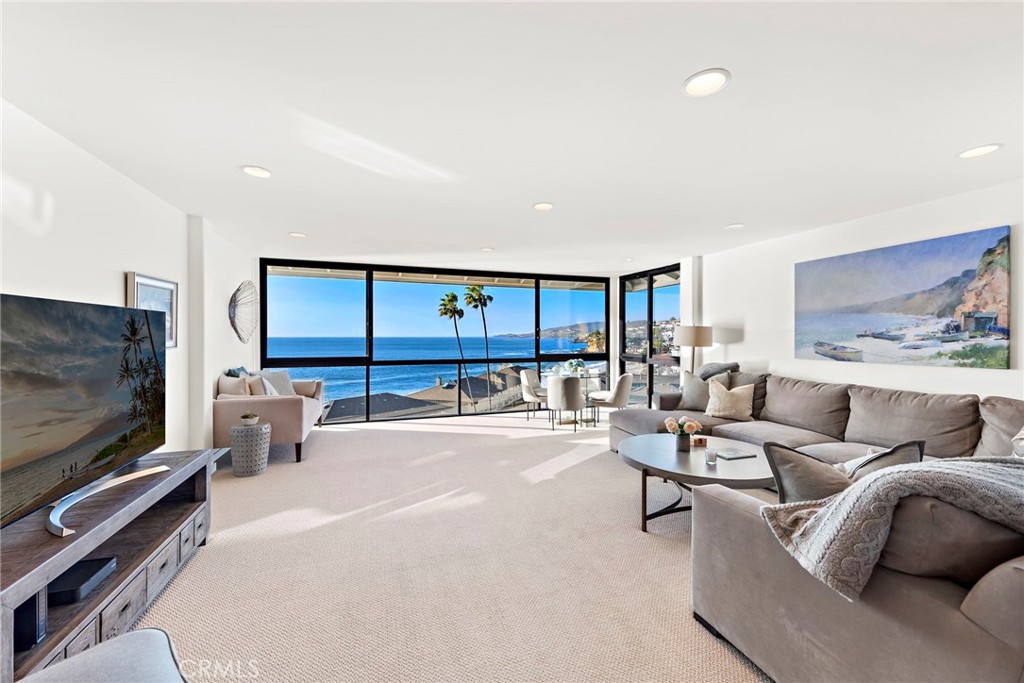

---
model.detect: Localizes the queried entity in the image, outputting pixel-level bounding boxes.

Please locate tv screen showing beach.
[1,294,166,527]
[794,225,1010,368]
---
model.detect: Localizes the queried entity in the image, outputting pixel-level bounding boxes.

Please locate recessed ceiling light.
[683,68,731,97]
[533,202,554,211]
[723,223,745,230]
[480,247,495,252]
[958,144,1002,159]
[288,232,307,238]
[624,257,634,262]
[240,165,272,178]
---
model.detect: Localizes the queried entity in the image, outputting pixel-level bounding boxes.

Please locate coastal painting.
[795,226,1010,368]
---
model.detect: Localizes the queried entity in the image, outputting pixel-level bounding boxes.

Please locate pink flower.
[682,419,702,435]
[664,417,679,434]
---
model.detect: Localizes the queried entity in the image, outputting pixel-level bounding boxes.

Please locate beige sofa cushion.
[218,375,249,396]
[759,376,851,440]
[247,376,266,395]
[705,380,754,421]
[712,420,838,449]
[880,496,1024,586]
[845,385,981,458]
[975,395,1024,457]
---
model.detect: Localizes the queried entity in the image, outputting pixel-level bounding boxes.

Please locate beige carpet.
[138,414,770,682]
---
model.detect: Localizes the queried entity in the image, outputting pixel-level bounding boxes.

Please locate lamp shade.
[674,325,713,348]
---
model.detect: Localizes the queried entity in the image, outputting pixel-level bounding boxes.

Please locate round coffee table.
[618,433,775,531]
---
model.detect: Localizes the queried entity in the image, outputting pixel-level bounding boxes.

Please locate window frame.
[260,257,610,421]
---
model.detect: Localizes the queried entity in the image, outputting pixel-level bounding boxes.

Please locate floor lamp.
[674,325,713,373]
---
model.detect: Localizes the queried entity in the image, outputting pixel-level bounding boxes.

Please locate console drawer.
[146,538,179,599]
[100,572,147,641]
[179,520,196,560]
[193,507,209,546]
[65,619,97,658]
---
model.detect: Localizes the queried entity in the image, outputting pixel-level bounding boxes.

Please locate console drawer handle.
[159,560,169,571]
[120,601,131,614]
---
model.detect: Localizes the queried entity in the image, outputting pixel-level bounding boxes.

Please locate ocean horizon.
[267,336,598,400]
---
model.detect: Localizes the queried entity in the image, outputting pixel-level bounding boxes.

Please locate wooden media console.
[0,449,222,682]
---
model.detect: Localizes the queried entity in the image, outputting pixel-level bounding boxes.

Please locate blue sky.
[795,225,1009,313]
[267,277,608,337]
[625,286,680,322]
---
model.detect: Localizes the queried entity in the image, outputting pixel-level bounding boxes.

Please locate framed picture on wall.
[127,272,178,348]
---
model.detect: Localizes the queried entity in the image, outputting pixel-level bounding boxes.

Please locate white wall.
[1,101,192,448]
[702,181,1024,399]
[187,217,256,449]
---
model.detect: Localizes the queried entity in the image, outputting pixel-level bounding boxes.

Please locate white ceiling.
[3,2,1022,276]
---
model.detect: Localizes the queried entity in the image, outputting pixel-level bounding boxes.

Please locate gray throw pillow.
[258,370,296,396]
[225,366,250,378]
[679,371,730,411]
[696,362,740,381]
[764,440,925,503]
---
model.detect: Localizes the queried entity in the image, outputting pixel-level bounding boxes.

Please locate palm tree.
[464,285,494,410]
[121,315,151,431]
[142,310,165,390]
[439,292,473,406]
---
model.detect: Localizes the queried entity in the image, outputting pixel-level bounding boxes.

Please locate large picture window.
[261,259,608,422]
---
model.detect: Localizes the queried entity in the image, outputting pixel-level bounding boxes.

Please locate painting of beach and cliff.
[795,226,1010,368]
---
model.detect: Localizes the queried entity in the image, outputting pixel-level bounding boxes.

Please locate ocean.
[267,336,596,400]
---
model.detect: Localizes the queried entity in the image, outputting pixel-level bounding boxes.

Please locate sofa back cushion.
[845,386,981,458]
[759,376,850,440]
[879,496,1024,586]
[975,396,1024,457]
[727,371,769,419]
[218,374,249,396]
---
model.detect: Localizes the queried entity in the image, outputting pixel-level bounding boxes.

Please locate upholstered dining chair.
[547,376,586,432]
[520,369,547,420]
[588,373,633,424]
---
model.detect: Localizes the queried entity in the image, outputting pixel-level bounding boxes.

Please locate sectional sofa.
[610,371,1024,682]
[608,370,1024,461]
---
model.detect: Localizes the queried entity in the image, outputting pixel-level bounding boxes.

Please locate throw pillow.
[705,380,754,421]
[246,376,266,395]
[258,370,296,396]
[225,366,250,378]
[679,371,730,411]
[1014,425,1024,457]
[696,361,739,381]
[217,375,249,396]
[764,441,924,503]
[262,377,280,396]
[880,496,1024,585]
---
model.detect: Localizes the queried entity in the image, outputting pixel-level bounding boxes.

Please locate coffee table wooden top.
[618,434,775,488]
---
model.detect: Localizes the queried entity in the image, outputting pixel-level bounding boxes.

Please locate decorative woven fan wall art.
[229,280,259,343]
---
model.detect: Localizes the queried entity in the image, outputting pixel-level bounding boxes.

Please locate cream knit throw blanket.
[760,457,1024,601]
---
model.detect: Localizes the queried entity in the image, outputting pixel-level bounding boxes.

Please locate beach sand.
[800,316,1009,366]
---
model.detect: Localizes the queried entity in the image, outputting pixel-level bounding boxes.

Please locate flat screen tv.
[1,294,166,528]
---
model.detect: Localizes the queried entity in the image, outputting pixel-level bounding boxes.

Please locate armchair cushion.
[247,376,266,395]
[257,370,297,396]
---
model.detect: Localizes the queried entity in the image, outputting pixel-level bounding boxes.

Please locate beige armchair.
[213,375,324,462]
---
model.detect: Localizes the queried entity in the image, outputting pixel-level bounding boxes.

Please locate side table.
[229,422,272,477]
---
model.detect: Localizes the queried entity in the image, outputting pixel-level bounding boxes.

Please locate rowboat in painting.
[855,329,905,341]
[936,331,969,343]
[899,339,941,350]
[814,342,864,362]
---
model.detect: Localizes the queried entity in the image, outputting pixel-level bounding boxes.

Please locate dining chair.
[520,370,547,420]
[588,373,633,424]
[547,376,586,432]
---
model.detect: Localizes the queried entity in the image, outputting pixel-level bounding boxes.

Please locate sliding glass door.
[619,265,681,408]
